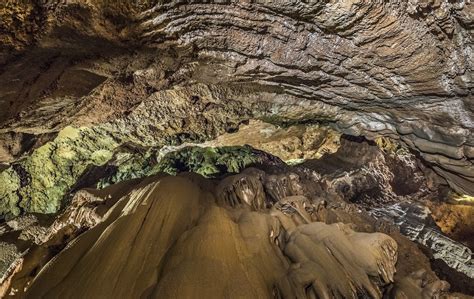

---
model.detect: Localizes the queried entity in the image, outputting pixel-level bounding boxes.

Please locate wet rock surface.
[0,135,472,297]
[0,0,472,195]
[0,1,473,298]
[0,175,418,298]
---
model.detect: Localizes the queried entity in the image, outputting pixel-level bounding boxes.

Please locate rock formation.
[0,0,473,298]
[371,202,474,279]
[1,0,472,194]
[0,174,410,298]
[0,138,472,297]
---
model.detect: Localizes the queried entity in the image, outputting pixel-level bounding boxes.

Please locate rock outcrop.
[1,175,400,298]
[371,202,474,279]
[0,85,258,218]
[0,1,473,297]
[0,0,472,195]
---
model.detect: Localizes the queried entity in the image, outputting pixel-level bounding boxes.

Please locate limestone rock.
[4,175,400,299]
[371,202,474,279]
[0,1,473,297]
[0,0,472,195]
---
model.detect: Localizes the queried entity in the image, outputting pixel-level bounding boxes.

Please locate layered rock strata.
[0,1,473,297]
[0,0,472,195]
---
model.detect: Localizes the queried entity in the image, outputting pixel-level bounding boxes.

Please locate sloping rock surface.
[3,175,400,298]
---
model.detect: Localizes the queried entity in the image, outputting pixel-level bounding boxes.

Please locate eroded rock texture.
[0,1,473,298]
[0,175,401,298]
[0,85,257,218]
[0,137,472,297]
[371,202,474,279]
[0,0,472,195]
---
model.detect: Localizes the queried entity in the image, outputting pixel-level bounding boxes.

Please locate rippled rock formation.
[0,0,473,194]
[0,1,473,298]
[0,175,407,298]
[0,137,472,297]
[371,202,474,279]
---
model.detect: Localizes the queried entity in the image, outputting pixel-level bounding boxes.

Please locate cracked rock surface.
[0,0,472,194]
[0,1,473,298]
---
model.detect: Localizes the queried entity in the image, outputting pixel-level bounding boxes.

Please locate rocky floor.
[0,132,473,298]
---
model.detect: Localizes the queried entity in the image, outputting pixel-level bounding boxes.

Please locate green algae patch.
[96,149,159,189]
[0,168,22,218]
[0,128,267,218]
[57,126,80,139]
[286,158,306,166]
[152,146,262,177]
[0,134,261,217]
[91,149,114,165]
[97,145,265,189]
[0,126,118,218]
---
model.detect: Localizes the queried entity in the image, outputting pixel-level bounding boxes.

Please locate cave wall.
[0,0,472,194]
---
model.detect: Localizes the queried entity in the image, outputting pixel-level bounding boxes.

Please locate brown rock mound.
[9,175,400,298]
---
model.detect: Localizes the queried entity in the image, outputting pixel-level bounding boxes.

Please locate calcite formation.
[3,175,400,298]
[1,136,472,297]
[207,120,342,162]
[0,0,473,298]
